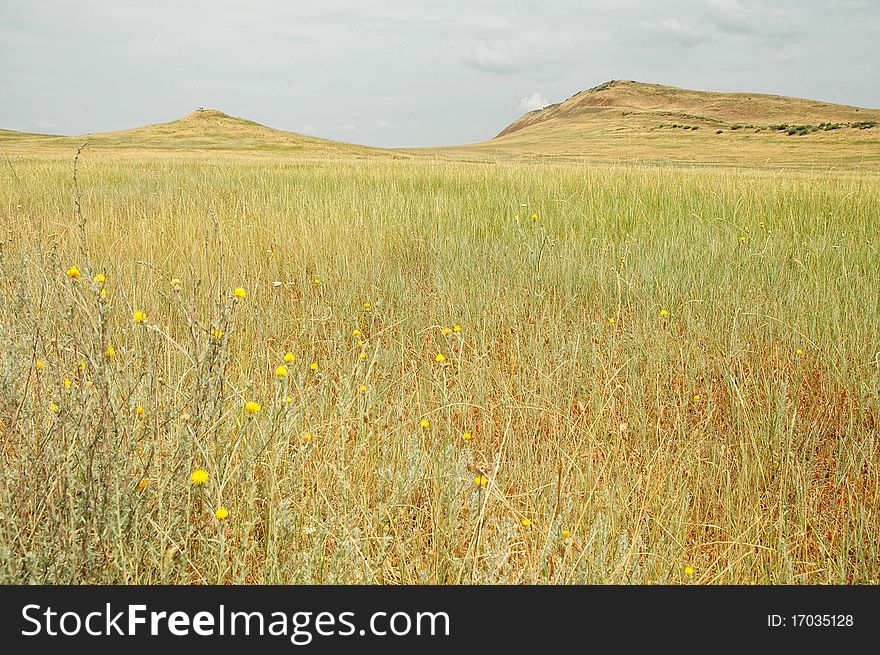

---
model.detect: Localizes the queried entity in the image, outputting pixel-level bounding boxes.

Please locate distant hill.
[0,109,388,158]
[4,84,879,168]
[435,80,880,169]
[497,80,879,138]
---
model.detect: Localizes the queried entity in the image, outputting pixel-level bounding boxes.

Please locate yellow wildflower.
[562,530,571,539]
[310,362,318,371]
[660,309,668,317]
[435,353,446,363]
[462,432,472,441]
[685,566,694,576]
[275,365,288,378]
[521,518,532,528]
[93,273,105,286]
[442,327,452,336]
[215,506,229,521]
[233,287,246,299]
[136,478,149,493]
[420,419,430,428]
[474,475,488,487]
[191,469,208,485]
[104,346,116,359]
[244,401,261,414]
[283,352,295,363]
[35,359,45,371]
[352,329,361,337]
[65,266,80,279]
[136,405,145,416]
[133,310,147,324]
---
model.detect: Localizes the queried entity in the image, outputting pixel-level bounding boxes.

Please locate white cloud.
[637,18,712,46]
[518,92,549,112]
[377,120,395,128]
[463,40,521,74]
[706,0,795,40]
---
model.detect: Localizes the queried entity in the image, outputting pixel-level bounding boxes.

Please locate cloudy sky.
[1,1,878,147]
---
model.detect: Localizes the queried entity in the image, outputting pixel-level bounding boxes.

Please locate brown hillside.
[497,80,880,138]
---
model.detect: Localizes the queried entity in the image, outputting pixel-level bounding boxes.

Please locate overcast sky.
[1,1,878,147]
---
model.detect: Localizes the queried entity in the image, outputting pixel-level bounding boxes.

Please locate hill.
[0,109,388,158]
[431,80,880,169]
[4,83,879,168]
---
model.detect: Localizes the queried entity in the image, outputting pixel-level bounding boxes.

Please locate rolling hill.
[0,108,388,158]
[3,82,879,168]
[431,80,880,169]
[497,80,878,137]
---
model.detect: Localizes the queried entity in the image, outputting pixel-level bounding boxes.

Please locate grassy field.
[1,148,878,584]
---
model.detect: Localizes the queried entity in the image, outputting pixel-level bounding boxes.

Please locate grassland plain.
[0,148,878,585]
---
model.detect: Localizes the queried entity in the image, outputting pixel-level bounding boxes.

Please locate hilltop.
[0,109,387,158]
[497,80,878,137]
[435,80,880,169]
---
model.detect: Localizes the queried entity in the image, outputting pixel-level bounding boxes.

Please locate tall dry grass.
[0,152,878,583]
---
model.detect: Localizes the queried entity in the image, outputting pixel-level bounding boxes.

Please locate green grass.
[0,151,878,584]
